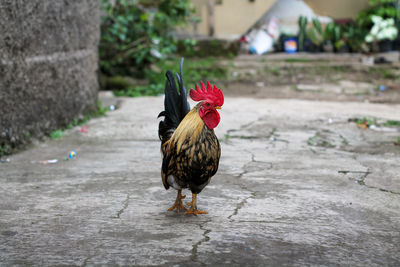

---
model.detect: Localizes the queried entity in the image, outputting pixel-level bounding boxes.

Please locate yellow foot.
[184,193,207,215]
[185,207,208,216]
[168,190,187,212]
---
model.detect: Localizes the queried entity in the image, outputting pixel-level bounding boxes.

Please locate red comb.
[189,81,224,106]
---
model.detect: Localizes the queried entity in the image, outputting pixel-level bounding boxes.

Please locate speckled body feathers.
[161,104,221,194]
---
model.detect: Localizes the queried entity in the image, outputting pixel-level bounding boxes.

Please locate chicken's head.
[190,81,224,130]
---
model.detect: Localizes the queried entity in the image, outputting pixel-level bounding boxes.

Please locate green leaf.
[140,13,149,22]
[50,130,64,139]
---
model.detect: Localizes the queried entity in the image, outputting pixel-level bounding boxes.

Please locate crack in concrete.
[81,256,92,267]
[223,123,290,150]
[266,128,289,144]
[228,190,256,220]
[248,149,256,164]
[354,170,370,186]
[228,150,259,220]
[338,170,371,176]
[191,220,211,265]
[81,239,113,267]
[113,194,130,219]
[355,156,400,195]
[241,149,273,173]
[339,169,400,195]
[222,121,257,143]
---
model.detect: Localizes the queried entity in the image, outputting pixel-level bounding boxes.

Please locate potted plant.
[332,23,350,53]
[298,15,308,52]
[306,18,323,52]
[335,39,350,53]
[322,22,335,52]
[344,23,369,53]
[365,15,398,52]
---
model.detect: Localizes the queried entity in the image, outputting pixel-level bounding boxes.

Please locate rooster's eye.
[205,103,210,107]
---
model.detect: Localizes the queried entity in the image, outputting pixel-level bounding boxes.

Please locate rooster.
[158,58,224,215]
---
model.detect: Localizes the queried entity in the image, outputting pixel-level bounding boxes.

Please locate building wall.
[304,0,370,19]
[214,0,276,38]
[188,0,276,38]
[0,0,100,152]
[258,0,332,35]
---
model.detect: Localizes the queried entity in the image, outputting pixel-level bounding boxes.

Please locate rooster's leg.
[168,189,187,212]
[185,193,208,216]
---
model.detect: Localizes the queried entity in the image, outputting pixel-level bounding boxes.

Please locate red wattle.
[200,108,220,130]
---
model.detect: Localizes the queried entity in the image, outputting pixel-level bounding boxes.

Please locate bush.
[99,0,195,78]
[357,0,400,29]
[113,57,228,97]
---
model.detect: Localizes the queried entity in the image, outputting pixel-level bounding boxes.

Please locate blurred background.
[1,0,400,155]
[98,0,400,96]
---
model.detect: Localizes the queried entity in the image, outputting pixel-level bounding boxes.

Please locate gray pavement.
[1,94,400,266]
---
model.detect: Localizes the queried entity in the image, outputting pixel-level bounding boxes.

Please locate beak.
[215,106,221,110]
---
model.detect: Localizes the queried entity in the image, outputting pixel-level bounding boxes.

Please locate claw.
[184,193,207,216]
[168,189,187,212]
[185,208,208,216]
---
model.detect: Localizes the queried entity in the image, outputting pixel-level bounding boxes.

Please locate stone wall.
[0,0,100,153]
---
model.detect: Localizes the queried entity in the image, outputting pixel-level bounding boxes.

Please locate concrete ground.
[1,92,400,266]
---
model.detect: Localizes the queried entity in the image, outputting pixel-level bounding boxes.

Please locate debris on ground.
[64,150,77,161]
[246,17,279,55]
[80,126,89,133]
[0,158,10,163]
[39,159,58,164]
[349,117,376,129]
[249,29,274,55]
[350,117,399,132]
[69,150,77,159]
[379,85,387,91]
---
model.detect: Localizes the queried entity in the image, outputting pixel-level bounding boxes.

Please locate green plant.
[378,67,398,79]
[344,23,369,52]
[50,101,108,140]
[335,39,347,50]
[323,22,335,42]
[99,0,195,78]
[96,101,109,117]
[267,66,281,76]
[333,24,343,44]
[0,144,11,157]
[358,0,400,28]
[307,132,334,148]
[50,130,65,139]
[383,120,400,126]
[307,18,324,46]
[298,15,308,51]
[354,117,377,126]
[355,0,400,52]
[365,15,398,42]
[114,57,228,97]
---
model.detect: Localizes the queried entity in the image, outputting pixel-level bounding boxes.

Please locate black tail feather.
[158,58,190,145]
